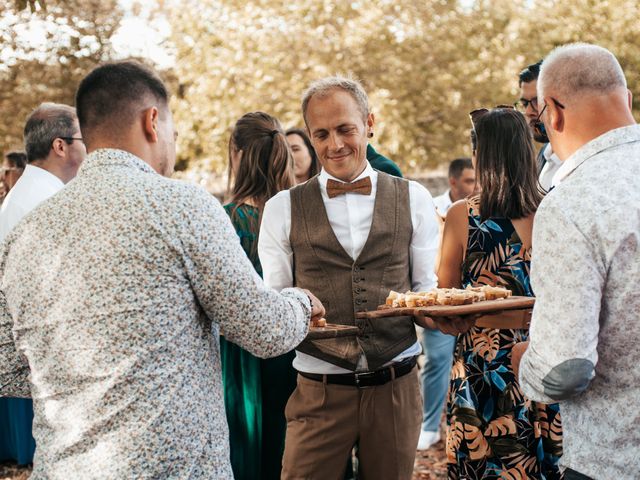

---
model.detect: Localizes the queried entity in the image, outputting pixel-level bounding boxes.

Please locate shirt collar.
[543,144,561,166]
[78,148,158,176]
[22,164,65,188]
[318,162,376,187]
[552,124,640,187]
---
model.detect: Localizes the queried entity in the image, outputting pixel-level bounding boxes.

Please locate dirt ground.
[2,443,448,480]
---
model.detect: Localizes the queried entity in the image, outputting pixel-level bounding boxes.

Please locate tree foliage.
[0,0,122,151]
[167,0,640,174]
[3,0,640,174]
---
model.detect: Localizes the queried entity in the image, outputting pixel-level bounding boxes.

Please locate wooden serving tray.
[306,323,360,340]
[355,296,535,325]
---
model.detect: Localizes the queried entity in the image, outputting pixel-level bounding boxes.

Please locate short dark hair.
[5,151,27,169]
[473,108,543,220]
[75,61,169,148]
[23,103,78,162]
[518,60,543,86]
[448,157,473,179]
[286,128,319,178]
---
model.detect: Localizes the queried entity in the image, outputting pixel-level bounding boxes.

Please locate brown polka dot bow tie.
[326,176,373,199]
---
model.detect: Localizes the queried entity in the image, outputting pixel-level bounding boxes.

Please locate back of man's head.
[24,103,78,163]
[518,61,542,87]
[538,43,626,103]
[76,61,169,151]
[448,157,473,179]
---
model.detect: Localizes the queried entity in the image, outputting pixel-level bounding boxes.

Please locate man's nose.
[328,132,343,150]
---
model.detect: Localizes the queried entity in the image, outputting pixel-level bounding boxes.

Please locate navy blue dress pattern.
[446,196,563,480]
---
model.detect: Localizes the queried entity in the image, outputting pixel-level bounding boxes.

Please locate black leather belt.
[298,356,417,388]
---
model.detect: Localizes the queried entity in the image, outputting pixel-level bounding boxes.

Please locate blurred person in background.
[432,157,475,217]
[430,107,562,479]
[0,151,27,201]
[224,112,299,480]
[0,103,85,241]
[286,127,319,184]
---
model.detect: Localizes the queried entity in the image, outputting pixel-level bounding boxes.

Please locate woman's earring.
[368,132,374,138]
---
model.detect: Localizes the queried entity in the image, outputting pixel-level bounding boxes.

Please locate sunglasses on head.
[469,104,515,127]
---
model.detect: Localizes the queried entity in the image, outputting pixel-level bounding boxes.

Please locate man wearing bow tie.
[259,76,440,479]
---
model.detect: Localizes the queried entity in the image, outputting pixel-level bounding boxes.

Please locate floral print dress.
[446,197,563,480]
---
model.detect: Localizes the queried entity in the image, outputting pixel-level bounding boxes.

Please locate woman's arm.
[420,199,475,335]
[436,199,469,288]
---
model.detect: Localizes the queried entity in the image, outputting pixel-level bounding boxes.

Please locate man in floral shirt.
[513,43,640,479]
[0,61,323,479]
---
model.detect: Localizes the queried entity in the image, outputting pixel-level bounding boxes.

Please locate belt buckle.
[354,371,374,389]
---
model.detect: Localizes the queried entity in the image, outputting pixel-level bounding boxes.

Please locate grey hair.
[23,103,78,162]
[301,75,369,126]
[538,43,627,103]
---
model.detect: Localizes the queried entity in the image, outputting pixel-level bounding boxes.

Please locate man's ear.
[51,138,67,158]
[545,97,564,133]
[366,112,375,136]
[627,89,633,110]
[143,107,160,143]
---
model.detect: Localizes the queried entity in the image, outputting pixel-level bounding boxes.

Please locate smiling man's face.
[306,89,372,182]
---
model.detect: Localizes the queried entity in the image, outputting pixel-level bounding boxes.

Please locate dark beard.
[529,120,549,143]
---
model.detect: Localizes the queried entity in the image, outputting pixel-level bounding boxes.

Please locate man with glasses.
[512,43,640,479]
[0,103,86,241]
[516,61,562,191]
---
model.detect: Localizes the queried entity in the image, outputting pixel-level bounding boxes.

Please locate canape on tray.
[385,285,511,308]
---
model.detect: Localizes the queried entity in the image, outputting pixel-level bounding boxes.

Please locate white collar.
[23,164,65,187]
[543,144,561,166]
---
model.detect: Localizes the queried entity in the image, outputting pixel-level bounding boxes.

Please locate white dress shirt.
[259,163,440,374]
[538,144,562,191]
[432,189,453,216]
[0,165,64,241]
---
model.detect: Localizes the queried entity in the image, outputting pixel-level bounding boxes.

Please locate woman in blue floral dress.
[222,112,297,480]
[436,108,563,479]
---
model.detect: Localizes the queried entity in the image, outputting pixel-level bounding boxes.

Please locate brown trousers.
[281,366,422,480]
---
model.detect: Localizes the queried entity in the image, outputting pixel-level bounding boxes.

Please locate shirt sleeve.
[178,188,309,359]
[408,181,439,292]
[0,290,30,397]
[258,191,294,291]
[519,200,600,403]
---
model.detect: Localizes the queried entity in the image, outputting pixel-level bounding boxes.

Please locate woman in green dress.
[222,111,297,480]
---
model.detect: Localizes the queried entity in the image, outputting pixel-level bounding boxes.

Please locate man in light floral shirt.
[0,61,324,479]
[512,44,640,479]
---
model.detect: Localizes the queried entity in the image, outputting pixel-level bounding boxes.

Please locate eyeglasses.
[514,97,538,112]
[469,104,515,127]
[58,137,84,144]
[533,97,565,138]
